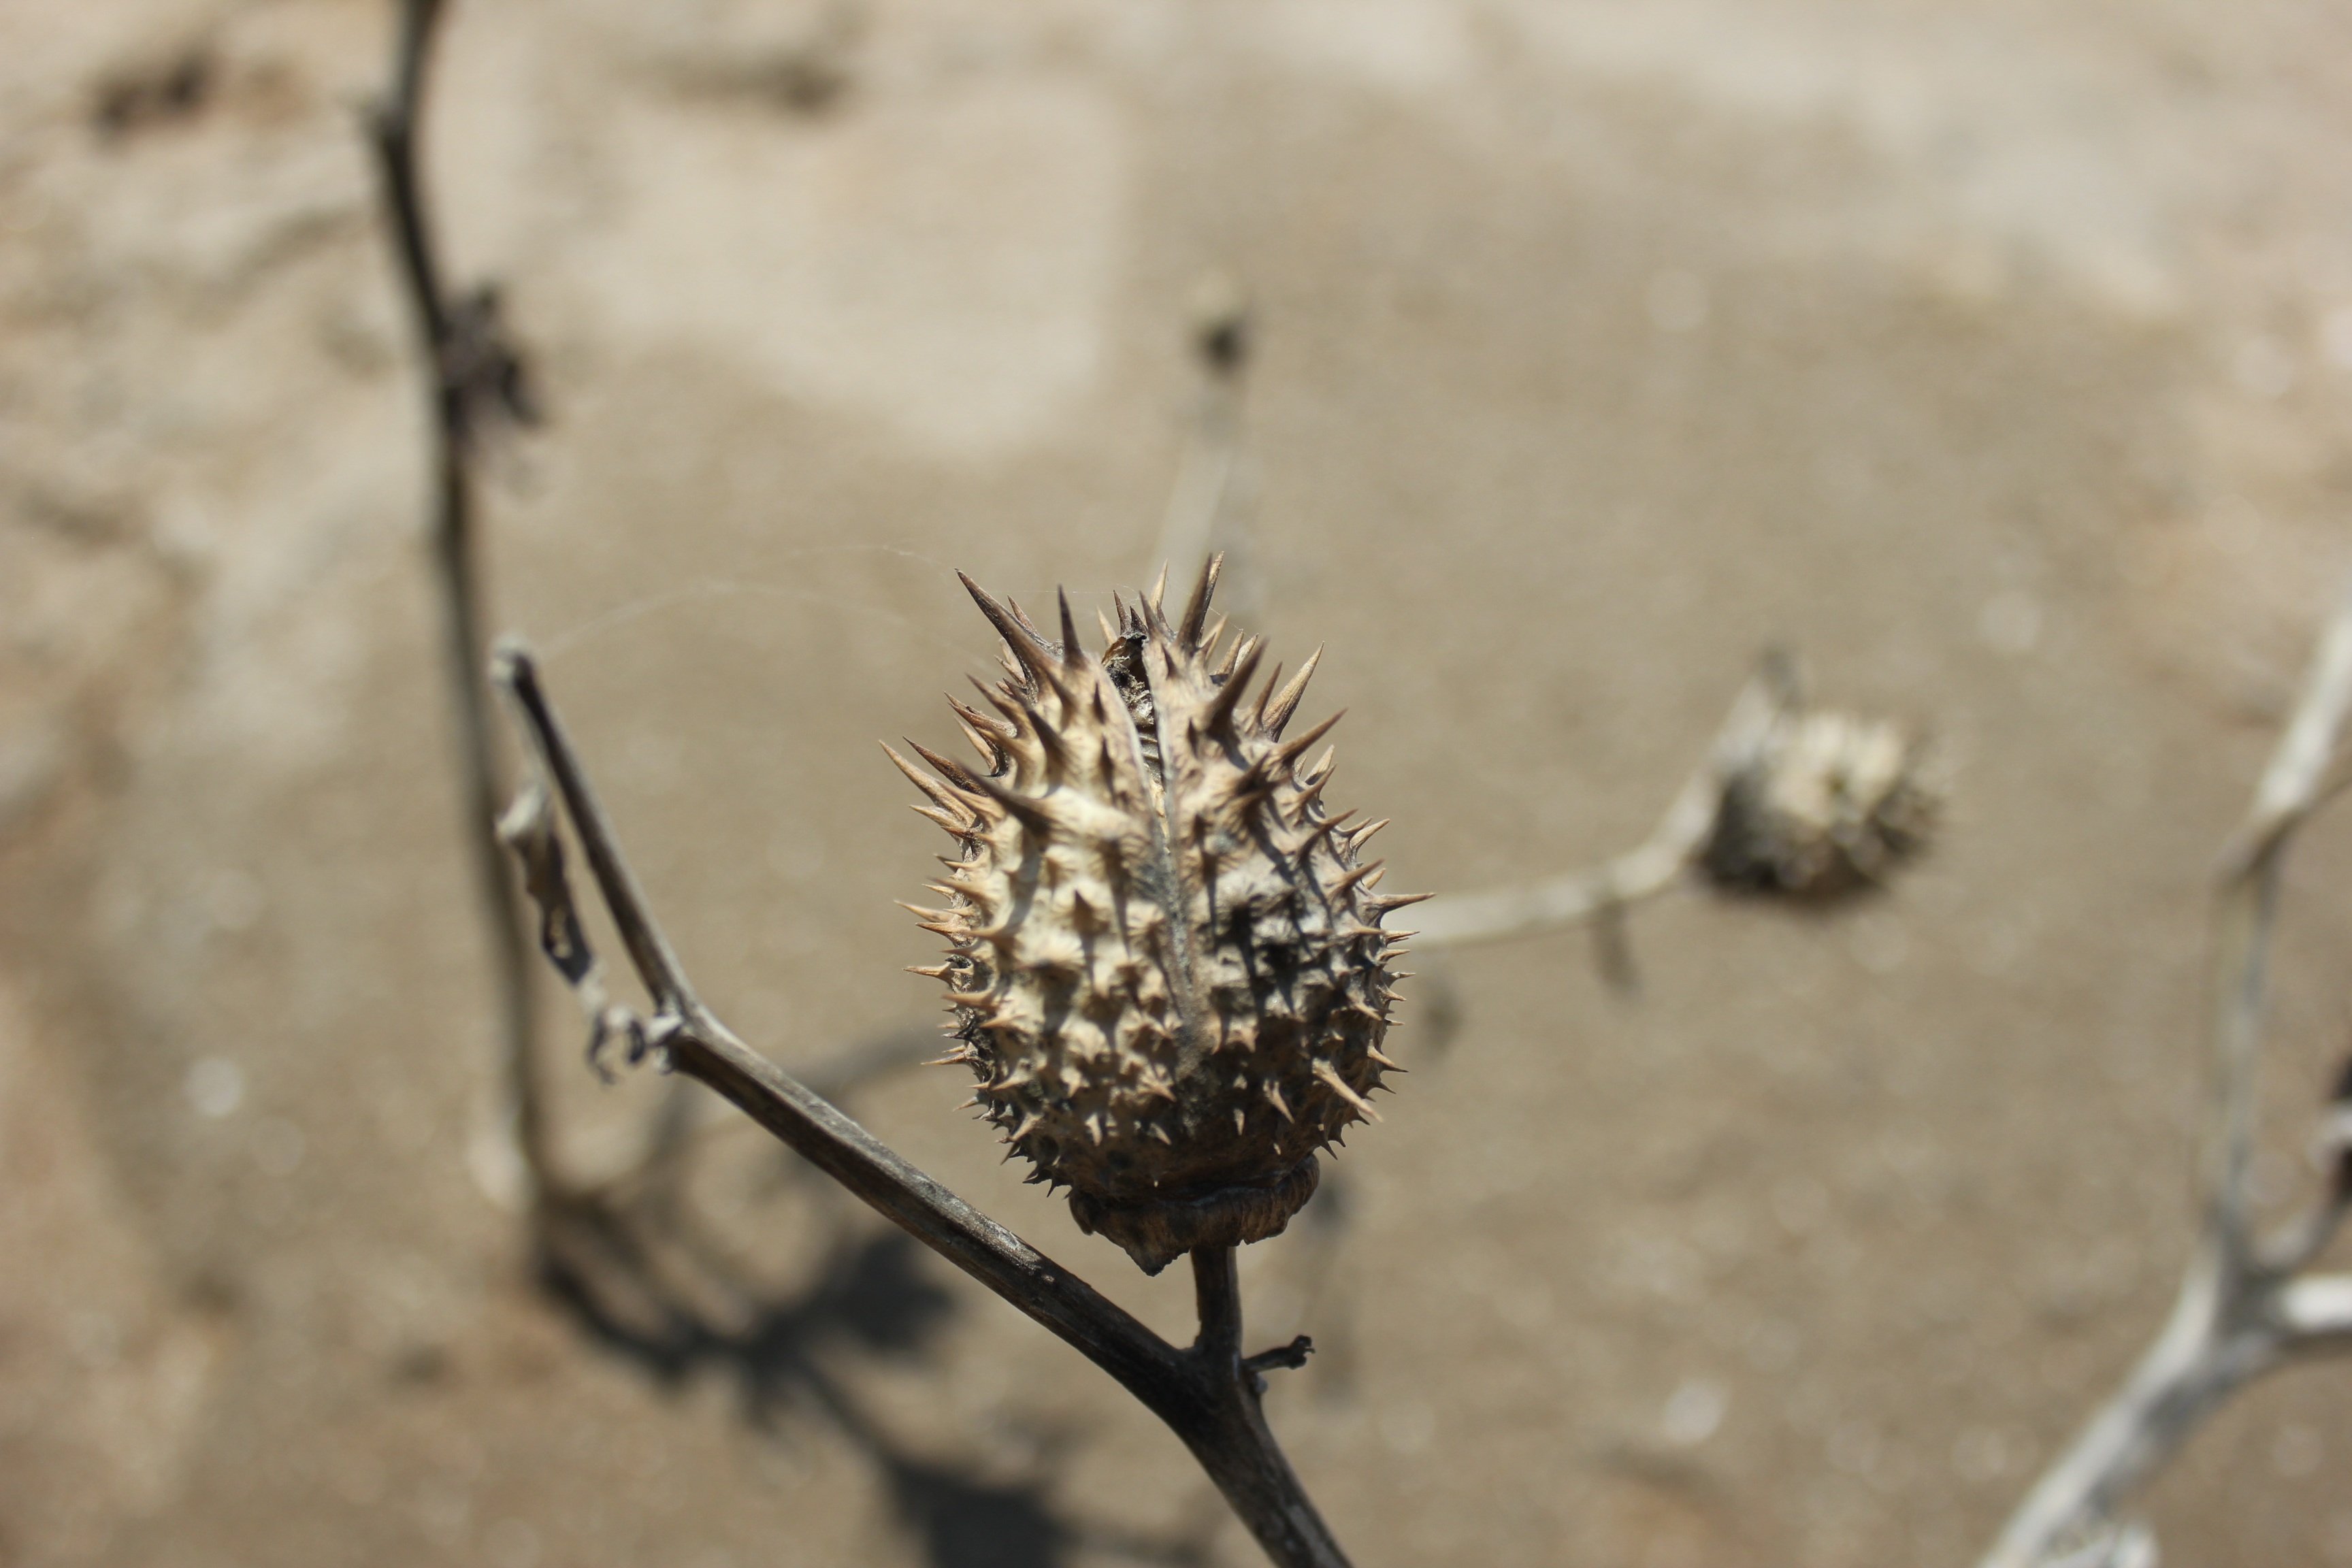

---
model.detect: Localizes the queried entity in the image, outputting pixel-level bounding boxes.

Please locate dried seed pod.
[1701,709,1938,897]
[892,557,1416,1273]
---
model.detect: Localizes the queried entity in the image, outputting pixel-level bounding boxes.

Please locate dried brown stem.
[1177,1247,1350,1568]
[370,0,553,1203]
[493,642,1351,1568]
[1983,583,2352,1568]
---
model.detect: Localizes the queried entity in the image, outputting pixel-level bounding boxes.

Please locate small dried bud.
[892,558,1416,1273]
[1701,709,1938,897]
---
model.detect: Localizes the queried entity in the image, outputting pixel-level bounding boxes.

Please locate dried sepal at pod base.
[889,557,1420,1274]
[1701,707,1938,897]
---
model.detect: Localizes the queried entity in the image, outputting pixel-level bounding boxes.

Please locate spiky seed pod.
[891,557,1418,1274]
[1701,709,1939,897]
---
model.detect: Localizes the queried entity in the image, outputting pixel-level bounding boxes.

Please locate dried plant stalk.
[1982,583,2352,1568]
[370,0,552,1207]
[493,634,1355,1568]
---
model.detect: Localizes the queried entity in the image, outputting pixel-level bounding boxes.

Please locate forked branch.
[1982,583,2352,1568]
[492,642,1350,1568]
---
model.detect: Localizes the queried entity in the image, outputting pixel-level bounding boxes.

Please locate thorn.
[1057,589,1087,670]
[1264,1081,1292,1121]
[909,740,985,794]
[951,724,1007,777]
[1251,662,1284,727]
[979,681,1036,733]
[966,921,1024,951]
[1140,581,1178,645]
[1314,1061,1383,1122]
[1200,639,1267,734]
[1233,1107,1248,1133]
[1304,815,1352,859]
[960,571,1075,702]
[906,964,953,979]
[1096,606,1119,651]
[1261,646,1323,738]
[948,694,1014,742]
[1214,633,1254,682]
[1332,860,1385,898]
[1290,770,1335,819]
[1366,1047,1401,1069]
[1148,1122,1173,1144]
[1177,553,1223,649]
[1349,819,1390,851]
[1028,706,1074,774]
[1367,892,1434,913]
[911,804,975,837]
[1273,710,1343,772]
[883,742,968,811]
[1147,563,1171,615]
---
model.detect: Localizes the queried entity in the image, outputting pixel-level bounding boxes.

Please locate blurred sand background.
[5,1,2352,1564]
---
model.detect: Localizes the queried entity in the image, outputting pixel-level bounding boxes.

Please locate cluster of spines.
[890,559,1420,1235]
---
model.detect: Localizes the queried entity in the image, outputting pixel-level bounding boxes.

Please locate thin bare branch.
[2217,593,2352,877]
[1983,579,2352,1568]
[492,642,1352,1568]
[1414,662,1795,949]
[370,0,551,1206]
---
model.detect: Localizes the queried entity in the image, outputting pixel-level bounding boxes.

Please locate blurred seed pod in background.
[1701,707,1939,898]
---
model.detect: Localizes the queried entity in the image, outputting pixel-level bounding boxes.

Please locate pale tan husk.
[892,559,1416,1273]
[1701,709,1938,896]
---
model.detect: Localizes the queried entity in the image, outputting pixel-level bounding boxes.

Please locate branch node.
[1242,1335,1315,1382]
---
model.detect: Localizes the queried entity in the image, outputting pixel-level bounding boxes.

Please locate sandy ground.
[5,1,2352,1564]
